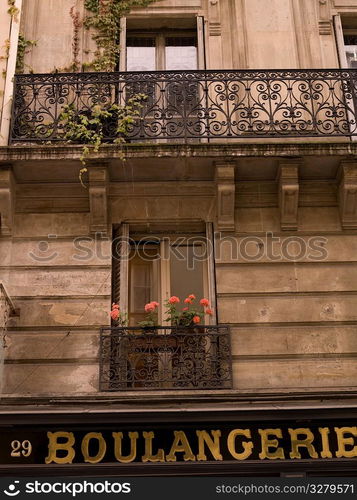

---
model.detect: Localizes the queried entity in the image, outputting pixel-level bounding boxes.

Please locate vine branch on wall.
[83,0,157,71]
[70,6,83,72]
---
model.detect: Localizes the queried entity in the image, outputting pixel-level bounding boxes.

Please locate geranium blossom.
[200,298,210,307]
[144,302,156,313]
[110,309,119,320]
[168,296,180,304]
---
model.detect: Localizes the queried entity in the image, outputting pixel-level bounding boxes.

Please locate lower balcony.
[9,69,357,143]
[99,325,232,391]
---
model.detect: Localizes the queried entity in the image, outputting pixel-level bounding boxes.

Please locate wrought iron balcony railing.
[10,69,357,143]
[99,325,232,391]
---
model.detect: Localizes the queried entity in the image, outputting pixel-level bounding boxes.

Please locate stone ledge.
[1,388,357,409]
[1,141,357,162]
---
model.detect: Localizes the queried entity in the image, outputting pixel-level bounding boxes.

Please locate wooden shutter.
[111,223,129,311]
[206,222,217,325]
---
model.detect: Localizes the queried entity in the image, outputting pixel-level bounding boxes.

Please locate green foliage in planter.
[84,0,157,71]
[59,93,147,185]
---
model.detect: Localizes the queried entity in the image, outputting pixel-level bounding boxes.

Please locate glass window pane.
[170,245,204,301]
[127,37,156,71]
[165,37,197,70]
[345,45,357,68]
[128,246,159,325]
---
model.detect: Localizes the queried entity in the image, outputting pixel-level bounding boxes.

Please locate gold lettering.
[289,428,318,459]
[227,429,253,460]
[112,432,138,463]
[258,428,285,459]
[166,431,195,462]
[81,432,106,464]
[196,430,222,461]
[142,432,165,462]
[318,427,332,458]
[335,427,357,458]
[45,432,75,464]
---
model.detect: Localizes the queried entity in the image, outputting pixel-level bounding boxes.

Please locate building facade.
[0,0,357,476]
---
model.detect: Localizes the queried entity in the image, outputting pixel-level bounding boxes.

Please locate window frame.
[112,223,217,326]
[119,16,206,72]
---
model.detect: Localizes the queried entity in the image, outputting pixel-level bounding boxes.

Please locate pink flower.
[205,308,213,316]
[112,303,120,310]
[184,297,192,304]
[151,301,159,308]
[182,307,189,311]
[110,309,119,320]
[188,294,196,300]
[145,303,156,313]
[168,296,180,304]
[200,298,210,307]
[193,315,201,324]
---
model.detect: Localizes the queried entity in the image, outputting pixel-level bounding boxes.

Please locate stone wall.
[1,153,357,396]
[18,0,341,74]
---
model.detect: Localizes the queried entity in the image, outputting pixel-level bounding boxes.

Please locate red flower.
[110,309,119,320]
[168,296,180,304]
[188,294,196,300]
[205,308,213,316]
[182,307,189,311]
[144,301,159,313]
[112,303,120,310]
[144,303,155,313]
[184,297,192,304]
[193,315,201,324]
[200,298,210,307]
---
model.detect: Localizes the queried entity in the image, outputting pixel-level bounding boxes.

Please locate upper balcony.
[9,69,357,145]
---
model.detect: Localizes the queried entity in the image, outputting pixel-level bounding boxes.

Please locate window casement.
[333,15,357,68]
[118,18,205,142]
[343,32,357,68]
[119,17,206,72]
[126,33,198,72]
[112,223,217,326]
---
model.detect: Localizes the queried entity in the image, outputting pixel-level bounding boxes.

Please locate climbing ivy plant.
[16,33,36,73]
[59,0,158,186]
[59,94,147,186]
[84,0,157,71]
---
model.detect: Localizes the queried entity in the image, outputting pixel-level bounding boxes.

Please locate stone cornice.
[1,142,357,162]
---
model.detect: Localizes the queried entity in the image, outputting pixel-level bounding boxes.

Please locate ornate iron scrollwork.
[10,69,357,143]
[99,325,233,391]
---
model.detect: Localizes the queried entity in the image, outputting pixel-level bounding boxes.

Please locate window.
[126,33,198,72]
[112,224,216,326]
[128,238,207,325]
[334,16,357,68]
[117,18,205,140]
[103,223,232,391]
[343,33,357,68]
